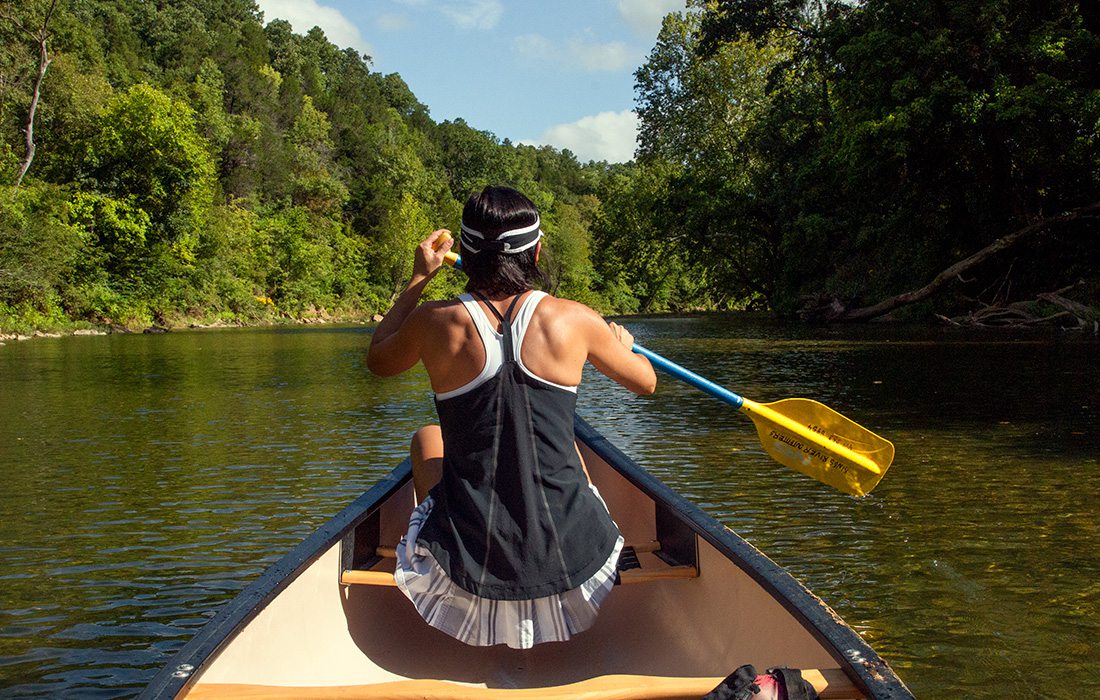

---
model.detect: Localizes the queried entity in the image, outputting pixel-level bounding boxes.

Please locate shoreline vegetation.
[0,311,379,344]
[2,1,1097,336]
[4,301,1097,349]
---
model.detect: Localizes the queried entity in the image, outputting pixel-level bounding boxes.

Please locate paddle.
[431,233,894,496]
[630,345,893,496]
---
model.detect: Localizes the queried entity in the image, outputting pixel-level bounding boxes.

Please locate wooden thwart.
[341,569,399,586]
[188,669,861,699]
[341,543,697,588]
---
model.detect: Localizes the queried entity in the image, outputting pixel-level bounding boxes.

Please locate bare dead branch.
[1019,311,1075,326]
[838,201,1100,321]
[12,0,59,188]
[1037,292,1099,321]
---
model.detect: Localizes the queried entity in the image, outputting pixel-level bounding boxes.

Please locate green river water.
[1,316,1097,698]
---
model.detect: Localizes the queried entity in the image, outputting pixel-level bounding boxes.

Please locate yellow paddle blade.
[740,398,895,497]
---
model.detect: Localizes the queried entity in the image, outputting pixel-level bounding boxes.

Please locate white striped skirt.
[394,491,623,649]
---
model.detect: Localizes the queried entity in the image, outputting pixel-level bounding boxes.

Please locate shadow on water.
[1,316,1098,698]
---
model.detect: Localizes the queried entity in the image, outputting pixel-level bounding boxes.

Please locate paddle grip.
[433,231,462,270]
[631,344,745,409]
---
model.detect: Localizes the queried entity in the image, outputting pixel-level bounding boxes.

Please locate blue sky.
[253,0,685,162]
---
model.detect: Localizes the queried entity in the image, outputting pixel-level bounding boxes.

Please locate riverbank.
[0,308,388,346]
[5,303,1096,348]
[0,328,106,344]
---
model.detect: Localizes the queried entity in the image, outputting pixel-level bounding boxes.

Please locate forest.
[1,0,1098,333]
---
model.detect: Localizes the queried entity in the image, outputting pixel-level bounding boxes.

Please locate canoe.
[141,418,913,700]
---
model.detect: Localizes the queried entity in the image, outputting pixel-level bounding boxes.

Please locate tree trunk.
[10,0,58,189]
[836,201,1100,321]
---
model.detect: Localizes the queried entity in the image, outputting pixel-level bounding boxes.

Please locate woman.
[367,186,656,649]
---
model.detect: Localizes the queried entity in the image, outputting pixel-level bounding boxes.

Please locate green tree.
[433,118,508,200]
[258,205,340,312]
[591,161,712,312]
[0,184,83,318]
[807,0,1100,313]
[287,94,348,215]
[371,192,432,302]
[634,8,792,308]
[1,0,60,186]
[81,83,215,269]
[540,196,600,305]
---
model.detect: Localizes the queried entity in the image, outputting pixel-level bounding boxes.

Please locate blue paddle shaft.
[632,344,745,409]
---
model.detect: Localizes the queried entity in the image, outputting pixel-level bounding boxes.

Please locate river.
[1,316,1097,698]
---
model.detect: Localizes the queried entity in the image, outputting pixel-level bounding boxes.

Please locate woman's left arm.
[366,230,453,377]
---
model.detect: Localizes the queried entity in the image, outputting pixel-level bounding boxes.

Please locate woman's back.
[418,289,619,600]
[410,291,656,396]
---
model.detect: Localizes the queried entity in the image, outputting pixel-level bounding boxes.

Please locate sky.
[253,0,686,163]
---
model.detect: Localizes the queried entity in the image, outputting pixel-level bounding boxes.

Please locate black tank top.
[416,292,621,600]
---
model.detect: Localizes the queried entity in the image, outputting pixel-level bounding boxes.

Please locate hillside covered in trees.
[634,0,1100,324]
[2,0,1098,332]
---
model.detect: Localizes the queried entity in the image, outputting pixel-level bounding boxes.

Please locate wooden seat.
[188,669,862,699]
[340,544,699,587]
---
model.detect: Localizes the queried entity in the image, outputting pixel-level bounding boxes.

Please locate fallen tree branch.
[1019,311,1075,326]
[1037,292,1099,321]
[837,201,1100,321]
[934,288,1097,330]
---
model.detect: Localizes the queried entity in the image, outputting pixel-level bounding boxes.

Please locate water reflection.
[1,317,1098,697]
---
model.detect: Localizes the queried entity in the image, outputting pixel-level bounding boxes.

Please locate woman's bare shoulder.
[534,294,605,338]
[398,298,466,335]
[412,298,465,319]
[537,294,600,320]
[418,298,465,313]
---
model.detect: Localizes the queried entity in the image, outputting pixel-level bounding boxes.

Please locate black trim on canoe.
[573,417,913,700]
[142,420,913,699]
[139,461,413,700]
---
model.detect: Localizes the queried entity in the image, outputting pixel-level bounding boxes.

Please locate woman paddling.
[367,185,656,649]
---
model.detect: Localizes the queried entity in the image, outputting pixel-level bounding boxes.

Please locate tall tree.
[634,8,795,308]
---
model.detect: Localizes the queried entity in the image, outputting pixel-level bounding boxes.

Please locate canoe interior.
[143,418,911,700]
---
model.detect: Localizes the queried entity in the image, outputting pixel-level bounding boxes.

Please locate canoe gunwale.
[573,417,913,700]
[138,460,413,700]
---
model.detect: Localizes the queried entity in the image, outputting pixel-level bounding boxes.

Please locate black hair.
[461,186,546,297]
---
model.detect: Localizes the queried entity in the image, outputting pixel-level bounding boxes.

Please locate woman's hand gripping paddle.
[433,232,461,269]
[432,233,894,496]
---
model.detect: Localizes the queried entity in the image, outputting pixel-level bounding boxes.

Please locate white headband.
[460,216,542,255]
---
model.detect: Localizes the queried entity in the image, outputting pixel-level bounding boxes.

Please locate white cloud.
[524,110,639,163]
[567,37,636,72]
[256,0,374,56]
[513,33,640,73]
[376,13,411,31]
[441,0,503,30]
[617,0,684,37]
